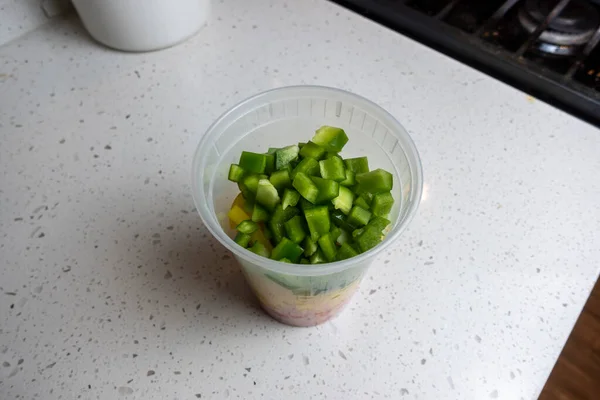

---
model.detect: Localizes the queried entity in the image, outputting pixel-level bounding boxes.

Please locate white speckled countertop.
[1,0,600,399]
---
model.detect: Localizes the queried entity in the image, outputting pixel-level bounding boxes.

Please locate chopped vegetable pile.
[227,126,395,264]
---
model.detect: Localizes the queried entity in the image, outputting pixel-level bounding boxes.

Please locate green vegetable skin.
[227,126,395,263]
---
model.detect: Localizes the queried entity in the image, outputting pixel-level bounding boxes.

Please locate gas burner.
[518,0,600,56]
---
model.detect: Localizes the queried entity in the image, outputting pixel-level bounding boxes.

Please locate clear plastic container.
[192,86,423,326]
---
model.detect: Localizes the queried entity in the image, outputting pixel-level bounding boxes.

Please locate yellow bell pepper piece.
[228,205,250,229]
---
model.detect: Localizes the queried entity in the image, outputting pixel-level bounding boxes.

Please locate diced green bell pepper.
[249,242,270,258]
[300,258,310,264]
[347,205,371,227]
[319,156,346,182]
[354,195,370,211]
[337,242,358,260]
[355,169,394,194]
[317,233,337,262]
[304,205,330,241]
[299,141,327,160]
[274,145,299,170]
[284,215,307,244]
[310,176,339,204]
[271,237,304,262]
[251,203,269,222]
[265,154,275,174]
[239,151,268,174]
[228,164,245,182]
[234,232,252,248]
[237,182,254,201]
[312,126,349,152]
[336,229,350,245]
[367,216,391,232]
[371,191,394,217]
[255,179,280,211]
[344,157,370,174]
[339,169,355,187]
[331,185,354,215]
[292,172,319,203]
[269,169,292,191]
[236,220,259,234]
[329,226,341,242]
[352,227,365,238]
[268,205,299,244]
[331,209,355,232]
[310,249,327,264]
[303,236,318,257]
[291,157,320,179]
[282,188,301,210]
[299,197,315,212]
[354,216,391,253]
[355,227,381,253]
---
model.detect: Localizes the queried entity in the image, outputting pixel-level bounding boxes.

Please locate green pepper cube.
[279,258,292,263]
[331,209,355,232]
[291,157,320,180]
[304,205,330,241]
[352,227,365,238]
[331,186,354,215]
[234,232,252,248]
[303,236,318,257]
[239,151,268,174]
[268,220,285,244]
[242,174,259,194]
[336,229,350,245]
[251,203,269,222]
[271,237,304,263]
[355,227,382,253]
[269,204,300,244]
[284,215,307,244]
[269,169,292,191]
[298,142,307,149]
[317,233,337,262]
[344,157,370,174]
[312,126,349,152]
[267,147,279,155]
[310,176,339,204]
[347,206,372,227]
[367,216,391,232]
[274,145,299,170]
[282,189,301,210]
[337,242,359,260]
[355,169,393,194]
[319,156,346,182]
[293,172,319,203]
[329,226,341,242]
[299,197,315,212]
[371,191,394,217]
[237,182,254,201]
[354,196,370,211]
[339,169,355,187]
[249,242,271,258]
[236,220,259,234]
[300,258,310,264]
[265,154,275,174]
[228,164,245,182]
[272,204,300,223]
[310,249,327,264]
[255,179,280,211]
[299,141,327,160]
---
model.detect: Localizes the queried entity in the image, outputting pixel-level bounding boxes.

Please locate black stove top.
[333,0,600,126]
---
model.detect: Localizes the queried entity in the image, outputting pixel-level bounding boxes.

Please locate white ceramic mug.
[71,0,210,52]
